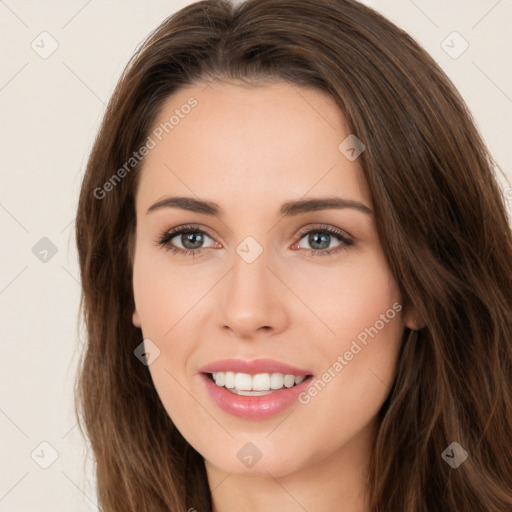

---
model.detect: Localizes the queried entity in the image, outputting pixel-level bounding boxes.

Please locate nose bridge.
[215,232,288,336]
[229,235,273,300]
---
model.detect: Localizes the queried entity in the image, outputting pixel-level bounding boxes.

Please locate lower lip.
[200,373,313,420]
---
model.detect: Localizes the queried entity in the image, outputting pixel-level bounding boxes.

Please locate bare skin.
[131,80,419,512]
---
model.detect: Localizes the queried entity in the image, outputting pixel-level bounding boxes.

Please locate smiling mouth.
[204,371,314,396]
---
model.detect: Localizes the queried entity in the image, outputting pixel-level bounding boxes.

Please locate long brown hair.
[74,0,512,510]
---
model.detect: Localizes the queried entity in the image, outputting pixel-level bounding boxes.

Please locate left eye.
[157,224,353,257]
[296,230,343,251]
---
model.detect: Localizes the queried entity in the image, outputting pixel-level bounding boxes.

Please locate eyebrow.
[146,196,373,217]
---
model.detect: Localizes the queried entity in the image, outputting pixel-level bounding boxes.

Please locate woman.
[74,0,512,510]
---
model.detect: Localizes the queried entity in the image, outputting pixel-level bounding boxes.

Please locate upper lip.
[199,358,313,376]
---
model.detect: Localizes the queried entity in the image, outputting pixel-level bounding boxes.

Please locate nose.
[215,247,290,341]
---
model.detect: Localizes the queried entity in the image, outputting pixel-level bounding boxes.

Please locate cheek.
[299,312,403,450]
[132,246,206,336]
[329,254,404,386]
[132,251,200,435]
[287,246,402,343]
[291,252,404,440]
[132,246,204,397]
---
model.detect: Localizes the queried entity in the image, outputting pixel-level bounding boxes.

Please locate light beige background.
[1,1,511,510]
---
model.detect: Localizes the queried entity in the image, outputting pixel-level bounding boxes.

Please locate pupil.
[310,232,329,250]
[183,231,203,249]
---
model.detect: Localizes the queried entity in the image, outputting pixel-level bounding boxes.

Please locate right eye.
[157,224,220,257]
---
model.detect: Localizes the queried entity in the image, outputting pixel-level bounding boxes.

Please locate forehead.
[136,81,371,211]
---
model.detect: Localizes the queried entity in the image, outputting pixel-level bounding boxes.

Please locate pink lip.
[198,358,314,420]
[199,358,312,376]
[200,373,313,420]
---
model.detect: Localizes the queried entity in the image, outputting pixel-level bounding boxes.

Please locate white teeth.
[270,373,284,389]
[235,372,252,391]
[213,372,225,386]
[224,371,235,389]
[252,373,271,391]
[283,374,295,388]
[211,371,307,392]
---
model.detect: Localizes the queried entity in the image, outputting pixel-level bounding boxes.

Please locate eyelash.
[156,223,354,258]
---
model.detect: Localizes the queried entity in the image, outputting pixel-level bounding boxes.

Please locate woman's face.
[131,81,412,479]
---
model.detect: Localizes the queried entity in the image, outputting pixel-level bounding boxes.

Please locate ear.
[404,306,426,331]
[132,309,141,328]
